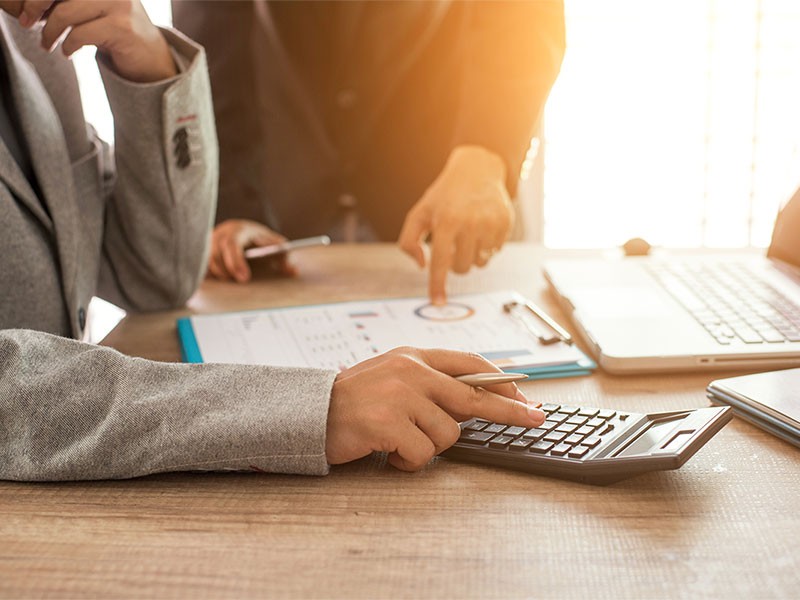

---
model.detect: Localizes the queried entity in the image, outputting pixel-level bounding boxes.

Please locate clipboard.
[176,291,596,380]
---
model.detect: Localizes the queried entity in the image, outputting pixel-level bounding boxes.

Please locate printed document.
[180,291,590,373]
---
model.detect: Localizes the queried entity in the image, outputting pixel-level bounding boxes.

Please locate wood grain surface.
[1,244,797,599]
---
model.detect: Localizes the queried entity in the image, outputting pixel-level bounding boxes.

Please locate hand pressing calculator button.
[441,403,732,485]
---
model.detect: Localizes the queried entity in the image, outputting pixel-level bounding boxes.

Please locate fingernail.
[527,403,545,423]
[19,13,31,28]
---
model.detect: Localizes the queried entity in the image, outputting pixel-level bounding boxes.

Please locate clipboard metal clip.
[502,299,573,346]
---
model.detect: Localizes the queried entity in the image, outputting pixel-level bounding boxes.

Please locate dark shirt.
[265,0,452,239]
[271,1,448,156]
[173,0,565,240]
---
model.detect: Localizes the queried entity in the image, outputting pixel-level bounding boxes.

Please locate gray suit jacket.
[0,17,336,481]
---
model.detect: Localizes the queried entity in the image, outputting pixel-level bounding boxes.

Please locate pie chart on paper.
[414,302,475,321]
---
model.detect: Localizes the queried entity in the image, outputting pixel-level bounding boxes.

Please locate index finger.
[220,236,251,283]
[417,347,504,375]
[413,348,544,426]
[428,226,456,305]
[398,207,430,269]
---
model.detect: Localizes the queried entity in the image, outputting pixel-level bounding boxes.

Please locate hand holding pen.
[325,347,544,472]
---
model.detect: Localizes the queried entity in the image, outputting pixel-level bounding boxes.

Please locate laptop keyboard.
[648,262,800,345]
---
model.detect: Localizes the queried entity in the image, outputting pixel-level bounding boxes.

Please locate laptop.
[543,188,800,374]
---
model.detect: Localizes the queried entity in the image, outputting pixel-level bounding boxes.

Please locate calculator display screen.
[615,419,681,457]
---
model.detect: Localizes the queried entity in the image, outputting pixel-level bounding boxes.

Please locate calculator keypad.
[458,403,630,460]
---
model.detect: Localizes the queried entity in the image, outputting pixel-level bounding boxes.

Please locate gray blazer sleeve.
[96,29,219,311]
[0,329,336,481]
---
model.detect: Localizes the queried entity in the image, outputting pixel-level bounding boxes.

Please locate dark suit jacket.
[173,0,565,241]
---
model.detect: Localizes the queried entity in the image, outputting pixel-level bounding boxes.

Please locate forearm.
[452,0,565,196]
[98,28,218,311]
[0,329,335,481]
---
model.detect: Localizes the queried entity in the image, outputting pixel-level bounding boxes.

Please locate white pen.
[244,235,331,259]
[454,372,528,386]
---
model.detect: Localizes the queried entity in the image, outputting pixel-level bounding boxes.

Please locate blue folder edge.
[176,316,595,380]
[177,317,204,363]
[504,356,596,381]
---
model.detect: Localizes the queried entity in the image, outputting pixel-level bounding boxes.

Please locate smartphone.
[244,235,331,260]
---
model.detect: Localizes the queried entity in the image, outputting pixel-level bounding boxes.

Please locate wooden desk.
[1,244,797,598]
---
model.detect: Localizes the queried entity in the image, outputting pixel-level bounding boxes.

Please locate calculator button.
[489,435,514,448]
[576,425,595,437]
[529,441,554,453]
[459,431,494,445]
[550,443,572,456]
[523,428,548,441]
[504,426,526,437]
[556,423,578,434]
[586,418,605,428]
[569,446,590,459]
[597,409,616,420]
[559,406,580,415]
[582,435,602,448]
[465,420,489,431]
[509,438,532,451]
[619,413,630,421]
[540,403,561,413]
[548,413,568,424]
[565,433,585,445]
[544,431,568,444]
[578,408,600,418]
[566,416,588,426]
[599,423,614,435]
[542,420,560,431]
[484,423,507,434]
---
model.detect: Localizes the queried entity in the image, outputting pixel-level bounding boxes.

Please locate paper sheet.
[184,291,588,372]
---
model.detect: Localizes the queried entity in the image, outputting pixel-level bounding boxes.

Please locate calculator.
[442,402,733,485]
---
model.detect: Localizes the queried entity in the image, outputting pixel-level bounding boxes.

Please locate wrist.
[105,32,177,83]
[447,145,507,183]
[109,59,177,84]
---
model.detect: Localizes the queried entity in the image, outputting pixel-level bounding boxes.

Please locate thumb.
[398,210,430,268]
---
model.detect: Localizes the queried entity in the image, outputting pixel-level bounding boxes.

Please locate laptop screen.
[768,186,800,268]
